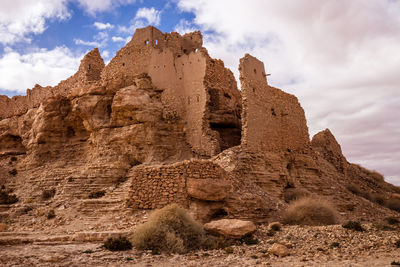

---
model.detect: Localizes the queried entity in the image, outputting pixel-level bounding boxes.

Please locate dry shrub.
[132,204,208,254]
[0,188,18,204]
[104,236,132,251]
[283,197,338,226]
[342,221,364,232]
[346,184,362,195]
[283,188,310,203]
[385,198,400,212]
[42,189,56,200]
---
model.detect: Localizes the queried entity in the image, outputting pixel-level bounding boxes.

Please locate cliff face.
[0,26,398,233]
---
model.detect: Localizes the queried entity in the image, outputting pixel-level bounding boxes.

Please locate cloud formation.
[0,46,82,92]
[75,0,136,16]
[135,7,162,26]
[176,0,400,184]
[93,22,114,30]
[0,0,70,45]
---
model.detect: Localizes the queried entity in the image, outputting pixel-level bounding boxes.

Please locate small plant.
[22,206,33,214]
[8,169,17,176]
[88,190,106,199]
[342,221,364,232]
[386,199,400,212]
[371,193,386,205]
[395,240,400,248]
[392,261,400,266]
[283,188,310,203]
[283,197,338,226]
[241,235,259,245]
[329,242,340,248]
[269,222,281,231]
[346,184,362,195]
[132,204,208,254]
[0,189,19,204]
[42,188,56,200]
[266,229,275,236]
[82,249,94,254]
[385,217,400,225]
[104,236,132,251]
[47,210,56,219]
[224,246,234,254]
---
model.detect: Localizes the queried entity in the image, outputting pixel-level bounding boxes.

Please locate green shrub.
[88,190,106,199]
[385,199,400,212]
[42,189,56,200]
[0,189,18,204]
[104,236,132,251]
[47,210,56,219]
[342,221,364,232]
[132,204,208,254]
[283,197,338,226]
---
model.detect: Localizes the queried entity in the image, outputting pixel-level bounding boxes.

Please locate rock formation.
[0,26,399,234]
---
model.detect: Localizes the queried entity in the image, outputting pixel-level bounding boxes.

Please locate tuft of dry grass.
[283,197,338,226]
[132,204,209,254]
[283,188,310,203]
[385,198,400,212]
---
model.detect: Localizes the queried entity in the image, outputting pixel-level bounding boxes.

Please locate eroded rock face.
[311,128,347,172]
[0,26,398,233]
[203,219,257,239]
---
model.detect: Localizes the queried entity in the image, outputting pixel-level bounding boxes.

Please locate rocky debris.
[268,243,290,257]
[1,224,400,266]
[186,178,231,201]
[203,219,256,239]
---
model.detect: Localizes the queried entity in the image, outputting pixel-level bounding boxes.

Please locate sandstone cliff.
[0,26,398,234]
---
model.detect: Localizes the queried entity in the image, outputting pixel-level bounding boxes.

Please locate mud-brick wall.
[128,159,226,209]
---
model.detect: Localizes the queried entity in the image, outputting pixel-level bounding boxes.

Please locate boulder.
[203,219,256,239]
[268,243,290,257]
[187,178,230,201]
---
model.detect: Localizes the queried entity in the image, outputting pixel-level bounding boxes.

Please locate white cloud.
[0,47,82,93]
[177,0,400,184]
[74,39,101,47]
[101,50,110,59]
[75,0,136,16]
[0,0,70,45]
[93,22,114,30]
[174,19,196,35]
[134,7,161,26]
[112,36,125,42]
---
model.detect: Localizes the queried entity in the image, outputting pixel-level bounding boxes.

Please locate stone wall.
[239,54,310,153]
[128,160,227,209]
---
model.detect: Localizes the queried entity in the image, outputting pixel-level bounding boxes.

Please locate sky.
[0,0,399,185]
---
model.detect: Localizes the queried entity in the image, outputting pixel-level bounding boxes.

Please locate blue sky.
[0,0,400,185]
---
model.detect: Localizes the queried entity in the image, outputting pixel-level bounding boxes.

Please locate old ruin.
[0,26,399,237]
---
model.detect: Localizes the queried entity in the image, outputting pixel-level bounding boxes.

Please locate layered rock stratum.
[0,26,399,240]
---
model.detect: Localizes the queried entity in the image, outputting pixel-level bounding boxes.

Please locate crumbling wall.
[128,160,227,209]
[205,57,242,152]
[239,54,310,152]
